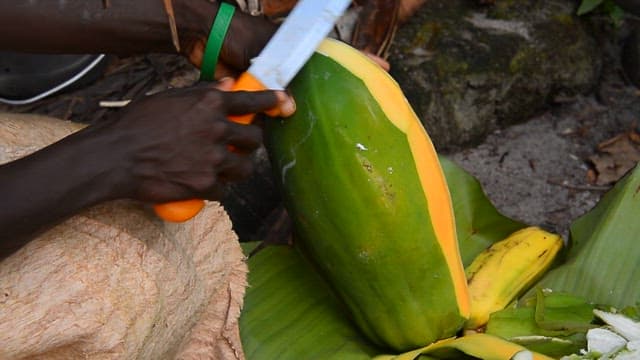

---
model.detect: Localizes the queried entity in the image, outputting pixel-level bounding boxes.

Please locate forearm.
[0,1,277,72]
[0,123,129,258]
[0,0,217,56]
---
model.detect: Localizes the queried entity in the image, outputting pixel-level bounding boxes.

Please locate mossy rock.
[389,0,601,150]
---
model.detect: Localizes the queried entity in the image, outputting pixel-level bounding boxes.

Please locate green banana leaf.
[240,157,523,359]
[577,0,604,15]
[439,156,525,266]
[239,243,379,359]
[535,163,640,308]
[240,244,551,360]
[485,290,595,357]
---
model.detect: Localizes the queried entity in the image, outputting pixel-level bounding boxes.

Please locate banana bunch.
[464,226,563,330]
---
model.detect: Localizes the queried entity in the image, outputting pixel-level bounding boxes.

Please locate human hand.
[174,1,277,79]
[180,2,390,75]
[99,78,294,203]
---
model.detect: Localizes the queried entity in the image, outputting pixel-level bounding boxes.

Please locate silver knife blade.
[247,0,351,90]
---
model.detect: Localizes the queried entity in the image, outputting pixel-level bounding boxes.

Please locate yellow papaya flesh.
[265,39,469,352]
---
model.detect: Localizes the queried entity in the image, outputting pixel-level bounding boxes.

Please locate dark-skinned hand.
[0,78,294,257]
[0,0,278,77]
[0,1,295,257]
[103,78,294,203]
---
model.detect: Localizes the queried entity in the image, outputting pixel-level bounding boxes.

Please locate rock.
[389,0,601,151]
[622,26,640,88]
[614,0,640,16]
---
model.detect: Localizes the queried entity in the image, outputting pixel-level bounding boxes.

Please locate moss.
[473,35,523,72]
[488,4,515,20]
[434,55,469,78]
[509,45,538,74]
[409,22,442,51]
[553,14,576,26]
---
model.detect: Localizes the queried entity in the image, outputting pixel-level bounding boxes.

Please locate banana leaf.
[240,157,523,358]
[239,243,379,359]
[485,290,595,357]
[535,163,640,308]
[240,244,552,360]
[439,156,525,266]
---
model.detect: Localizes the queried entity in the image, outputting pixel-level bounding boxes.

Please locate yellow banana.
[464,226,563,330]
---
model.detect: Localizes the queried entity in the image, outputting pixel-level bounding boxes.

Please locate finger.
[221,90,280,115]
[364,52,391,71]
[264,91,296,118]
[224,122,262,153]
[216,152,255,182]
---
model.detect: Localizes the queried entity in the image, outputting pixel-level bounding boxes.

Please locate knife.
[154,0,351,222]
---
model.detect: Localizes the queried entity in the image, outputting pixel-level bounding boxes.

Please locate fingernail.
[265,92,296,117]
[278,92,296,117]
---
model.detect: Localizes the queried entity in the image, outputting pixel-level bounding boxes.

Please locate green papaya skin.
[265,39,468,352]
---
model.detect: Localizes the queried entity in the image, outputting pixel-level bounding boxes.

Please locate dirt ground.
[448,54,640,239]
[2,24,639,242]
[450,100,637,239]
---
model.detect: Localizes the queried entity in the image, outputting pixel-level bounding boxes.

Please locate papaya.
[265,38,469,352]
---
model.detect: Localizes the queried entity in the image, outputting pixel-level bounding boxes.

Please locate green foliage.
[577,0,625,25]
[239,244,378,360]
[439,157,524,266]
[577,0,606,15]
[535,164,640,308]
[620,303,640,322]
[485,290,595,358]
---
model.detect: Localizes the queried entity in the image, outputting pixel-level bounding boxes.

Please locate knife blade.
[155,0,351,222]
[244,0,351,90]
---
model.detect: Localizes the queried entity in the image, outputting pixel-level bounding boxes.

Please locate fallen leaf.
[589,130,640,185]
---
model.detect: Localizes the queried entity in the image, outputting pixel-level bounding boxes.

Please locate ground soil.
[447,28,640,240]
[448,83,639,240]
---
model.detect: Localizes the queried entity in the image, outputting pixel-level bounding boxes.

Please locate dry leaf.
[589,130,640,185]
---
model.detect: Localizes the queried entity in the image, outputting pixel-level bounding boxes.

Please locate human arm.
[0,80,293,259]
[0,0,277,75]
[0,1,298,258]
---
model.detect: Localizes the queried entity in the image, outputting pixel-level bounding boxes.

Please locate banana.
[464,226,563,330]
